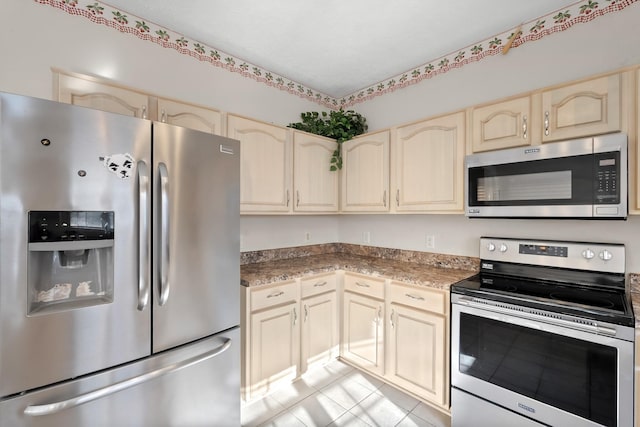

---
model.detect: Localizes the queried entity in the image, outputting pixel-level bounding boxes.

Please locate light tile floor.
[241,360,451,427]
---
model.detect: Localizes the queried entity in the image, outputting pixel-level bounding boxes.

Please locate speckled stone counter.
[241,244,479,290]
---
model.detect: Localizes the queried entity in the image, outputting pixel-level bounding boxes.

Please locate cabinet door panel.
[394,112,465,211]
[301,292,338,372]
[227,115,291,212]
[293,132,339,212]
[341,131,390,212]
[342,292,384,375]
[541,74,621,142]
[56,73,149,118]
[157,98,222,135]
[471,96,531,152]
[388,304,446,406]
[250,302,299,393]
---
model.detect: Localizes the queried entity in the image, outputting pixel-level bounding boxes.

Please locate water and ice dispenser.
[27,211,114,315]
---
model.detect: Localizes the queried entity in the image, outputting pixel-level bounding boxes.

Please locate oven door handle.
[455,297,617,337]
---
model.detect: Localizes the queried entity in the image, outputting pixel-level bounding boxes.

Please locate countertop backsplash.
[241,243,479,271]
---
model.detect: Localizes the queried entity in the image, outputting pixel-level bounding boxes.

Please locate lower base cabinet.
[242,273,337,401]
[341,273,386,376]
[242,280,300,400]
[386,281,450,409]
[387,303,446,406]
[300,272,339,373]
[243,271,451,411]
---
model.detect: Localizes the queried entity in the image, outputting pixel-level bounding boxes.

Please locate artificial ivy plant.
[288,109,368,170]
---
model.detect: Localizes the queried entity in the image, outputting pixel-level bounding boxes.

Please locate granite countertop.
[241,253,477,291]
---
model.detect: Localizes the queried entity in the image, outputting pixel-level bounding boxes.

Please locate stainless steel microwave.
[464,133,627,219]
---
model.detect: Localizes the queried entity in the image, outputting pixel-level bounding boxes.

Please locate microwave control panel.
[594,152,619,203]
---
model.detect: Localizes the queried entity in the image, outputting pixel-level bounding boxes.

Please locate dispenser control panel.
[29,211,114,242]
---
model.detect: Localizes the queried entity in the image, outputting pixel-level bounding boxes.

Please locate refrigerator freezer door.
[0,327,240,427]
[0,93,151,397]
[152,122,240,352]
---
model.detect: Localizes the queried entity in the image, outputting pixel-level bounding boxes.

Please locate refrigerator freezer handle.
[137,161,150,311]
[157,162,171,306]
[23,338,232,417]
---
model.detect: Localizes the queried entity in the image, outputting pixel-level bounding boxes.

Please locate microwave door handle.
[157,162,170,306]
[137,161,150,311]
[23,338,232,417]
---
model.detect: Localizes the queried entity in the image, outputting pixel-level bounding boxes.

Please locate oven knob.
[486,242,496,252]
[499,243,508,253]
[599,250,613,261]
[582,249,595,260]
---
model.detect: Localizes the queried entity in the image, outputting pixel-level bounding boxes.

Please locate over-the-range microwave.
[464,133,627,219]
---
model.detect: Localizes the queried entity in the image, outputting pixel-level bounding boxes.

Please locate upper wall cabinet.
[392,112,465,212]
[55,71,150,119]
[341,130,390,212]
[54,70,223,135]
[227,115,292,213]
[293,131,339,213]
[471,96,532,153]
[157,98,222,135]
[470,73,623,153]
[541,74,621,142]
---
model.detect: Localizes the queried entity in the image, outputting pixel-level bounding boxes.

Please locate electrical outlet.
[426,235,435,249]
[305,231,311,242]
[362,231,371,244]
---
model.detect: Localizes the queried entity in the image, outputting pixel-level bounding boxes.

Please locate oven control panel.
[480,237,625,274]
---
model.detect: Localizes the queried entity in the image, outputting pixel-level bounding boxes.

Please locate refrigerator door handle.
[137,161,150,311]
[157,162,170,306]
[23,338,232,417]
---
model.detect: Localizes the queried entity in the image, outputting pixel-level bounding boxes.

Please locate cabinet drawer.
[250,280,298,312]
[389,282,448,315]
[301,273,337,299]
[343,273,384,299]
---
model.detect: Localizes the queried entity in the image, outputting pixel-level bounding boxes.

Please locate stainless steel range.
[451,237,635,427]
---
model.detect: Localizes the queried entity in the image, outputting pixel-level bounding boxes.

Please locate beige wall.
[0,0,323,126]
[3,0,640,273]
[354,5,640,131]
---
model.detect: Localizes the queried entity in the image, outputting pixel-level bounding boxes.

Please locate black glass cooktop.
[451,264,634,327]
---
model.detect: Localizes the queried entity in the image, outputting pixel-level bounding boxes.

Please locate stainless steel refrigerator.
[0,92,240,426]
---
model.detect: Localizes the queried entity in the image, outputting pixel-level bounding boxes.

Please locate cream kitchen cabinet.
[341,130,390,212]
[241,280,300,400]
[55,71,150,119]
[341,273,385,376]
[392,112,465,212]
[54,70,224,134]
[471,73,623,153]
[541,73,621,143]
[386,282,449,408]
[157,98,223,135]
[227,115,292,213]
[300,273,339,372]
[470,95,533,153]
[293,131,339,212]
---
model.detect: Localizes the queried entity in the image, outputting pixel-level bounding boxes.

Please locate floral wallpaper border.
[35,0,637,110]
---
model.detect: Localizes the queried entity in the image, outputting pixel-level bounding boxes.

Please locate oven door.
[451,300,634,427]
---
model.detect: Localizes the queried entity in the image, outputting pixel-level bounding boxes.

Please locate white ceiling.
[102,0,580,98]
